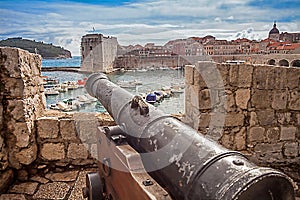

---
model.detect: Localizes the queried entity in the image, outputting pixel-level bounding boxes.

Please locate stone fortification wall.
[0,47,115,194]
[35,112,114,167]
[0,47,46,192]
[184,61,300,187]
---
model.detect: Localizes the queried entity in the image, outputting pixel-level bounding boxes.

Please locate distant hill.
[0,37,72,59]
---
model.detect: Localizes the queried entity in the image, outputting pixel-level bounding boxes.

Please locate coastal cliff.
[0,37,71,59]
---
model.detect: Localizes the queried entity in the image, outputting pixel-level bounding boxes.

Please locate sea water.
[42,57,185,114]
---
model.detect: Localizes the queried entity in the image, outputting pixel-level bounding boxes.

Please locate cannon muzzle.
[86,73,295,200]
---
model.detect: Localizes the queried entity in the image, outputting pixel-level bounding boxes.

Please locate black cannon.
[84,73,295,200]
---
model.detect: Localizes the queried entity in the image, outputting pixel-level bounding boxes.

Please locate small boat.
[146,93,156,104]
[63,98,85,110]
[56,102,72,112]
[117,80,142,88]
[53,84,68,92]
[64,81,78,90]
[77,95,91,103]
[43,77,59,85]
[44,88,59,96]
[77,78,87,87]
[136,68,147,72]
[154,91,164,102]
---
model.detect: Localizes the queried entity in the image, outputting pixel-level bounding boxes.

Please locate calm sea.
[42,56,185,114]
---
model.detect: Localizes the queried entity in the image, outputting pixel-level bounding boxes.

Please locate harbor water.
[42,57,185,114]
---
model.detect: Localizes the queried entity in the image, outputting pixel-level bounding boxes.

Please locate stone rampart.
[184,61,300,189]
[0,47,115,193]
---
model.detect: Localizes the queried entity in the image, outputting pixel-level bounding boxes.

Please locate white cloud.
[0,0,299,55]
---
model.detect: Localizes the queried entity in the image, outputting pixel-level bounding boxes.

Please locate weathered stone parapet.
[0,47,46,193]
[0,47,45,171]
[35,111,115,167]
[184,61,300,189]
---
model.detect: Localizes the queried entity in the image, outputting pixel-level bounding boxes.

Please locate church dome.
[269,21,279,35]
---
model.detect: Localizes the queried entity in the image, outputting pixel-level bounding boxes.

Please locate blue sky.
[0,0,299,55]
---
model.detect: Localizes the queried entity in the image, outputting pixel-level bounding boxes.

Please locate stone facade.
[184,61,300,189]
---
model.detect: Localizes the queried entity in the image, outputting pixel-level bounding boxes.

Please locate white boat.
[117,80,142,88]
[44,88,59,96]
[170,85,184,94]
[64,81,79,90]
[56,102,72,112]
[53,84,68,92]
[77,95,91,103]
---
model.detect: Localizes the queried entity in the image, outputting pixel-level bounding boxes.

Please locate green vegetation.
[0,37,72,59]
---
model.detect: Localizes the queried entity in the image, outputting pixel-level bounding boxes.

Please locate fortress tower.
[81,34,118,73]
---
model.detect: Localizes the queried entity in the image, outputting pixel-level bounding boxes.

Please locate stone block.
[67,143,89,160]
[283,142,299,157]
[234,127,246,150]
[9,182,38,195]
[0,47,22,78]
[297,114,300,125]
[12,122,30,148]
[272,90,288,110]
[280,126,297,141]
[217,64,230,87]
[3,78,24,98]
[267,67,287,90]
[37,117,59,139]
[195,61,224,89]
[220,133,233,149]
[225,113,245,127]
[45,171,79,182]
[41,143,65,160]
[248,127,265,142]
[0,169,14,193]
[286,67,300,90]
[198,113,210,128]
[265,127,280,142]
[232,64,253,88]
[289,91,300,111]
[60,119,78,140]
[235,89,250,109]
[253,66,270,89]
[185,65,194,85]
[251,90,271,109]
[256,110,275,126]
[7,100,25,122]
[249,112,258,126]
[225,92,236,112]
[254,143,283,153]
[199,89,211,110]
[190,85,200,108]
[90,144,98,160]
[15,144,37,165]
[277,112,291,125]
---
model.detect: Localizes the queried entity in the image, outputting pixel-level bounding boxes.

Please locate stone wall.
[35,112,114,168]
[0,47,115,193]
[184,61,300,189]
[0,47,45,192]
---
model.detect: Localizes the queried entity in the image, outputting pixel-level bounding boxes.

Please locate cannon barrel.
[86,73,295,200]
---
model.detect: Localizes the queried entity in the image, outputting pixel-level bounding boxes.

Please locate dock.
[41,67,81,72]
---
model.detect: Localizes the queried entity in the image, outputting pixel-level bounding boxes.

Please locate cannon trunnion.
[83,73,295,200]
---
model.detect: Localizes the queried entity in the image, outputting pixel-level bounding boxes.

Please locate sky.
[0,0,299,55]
